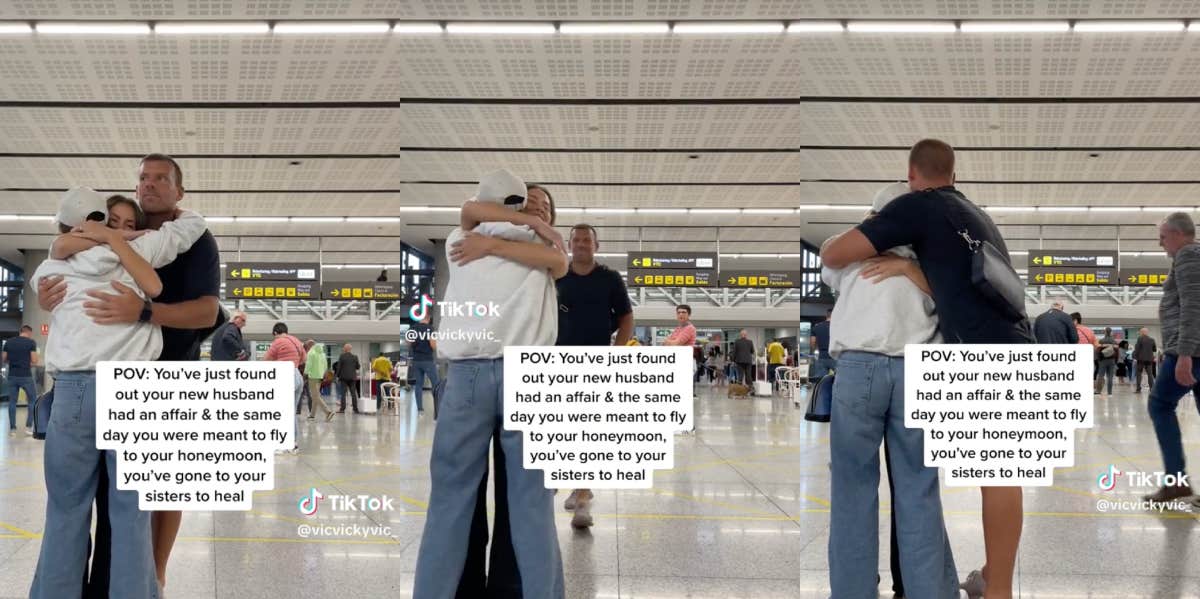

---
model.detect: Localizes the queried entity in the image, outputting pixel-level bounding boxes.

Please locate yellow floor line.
[0,521,37,539]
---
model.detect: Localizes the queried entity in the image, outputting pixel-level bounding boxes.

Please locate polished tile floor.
[1,379,1198,598]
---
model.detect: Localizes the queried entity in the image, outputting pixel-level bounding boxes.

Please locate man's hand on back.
[82,281,142,325]
[37,275,67,312]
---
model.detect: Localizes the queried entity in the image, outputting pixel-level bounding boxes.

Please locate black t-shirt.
[811,320,831,353]
[856,187,1034,344]
[156,230,222,361]
[409,322,434,360]
[555,263,633,346]
[3,336,36,377]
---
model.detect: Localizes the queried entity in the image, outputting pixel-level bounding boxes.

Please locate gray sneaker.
[960,569,986,598]
[571,502,594,529]
[563,490,579,511]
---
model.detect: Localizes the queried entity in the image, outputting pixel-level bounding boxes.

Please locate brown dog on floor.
[727,383,751,398]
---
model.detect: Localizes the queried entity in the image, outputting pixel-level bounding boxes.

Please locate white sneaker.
[960,569,986,598]
[23,429,33,437]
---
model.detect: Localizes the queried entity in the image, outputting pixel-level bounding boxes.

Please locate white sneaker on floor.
[960,569,986,598]
[23,429,33,437]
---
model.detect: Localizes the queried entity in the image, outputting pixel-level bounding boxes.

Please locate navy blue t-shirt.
[409,322,434,360]
[3,336,36,377]
[856,187,1034,344]
[156,230,222,361]
[811,320,831,353]
[556,264,633,346]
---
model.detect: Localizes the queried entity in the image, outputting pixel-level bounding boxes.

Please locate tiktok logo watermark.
[1096,464,1121,491]
[297,487,396,516]
[298,487,323,516]
[407,294,501,322]
[409,294,433,322]
[1096,465,1189,491]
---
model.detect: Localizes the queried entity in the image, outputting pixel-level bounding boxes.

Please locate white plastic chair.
[379,382,402,415]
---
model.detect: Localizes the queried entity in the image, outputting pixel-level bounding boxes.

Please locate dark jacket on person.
[1033,308,1078,344]
[335,352,360,381]
[1133,335,1158,362]
[210,321,246,361]
[732,338,755,364]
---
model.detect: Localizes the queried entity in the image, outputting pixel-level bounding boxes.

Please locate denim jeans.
[410,360,440,412]
[1147,354,1200,481]
[829,351,958,599]
[7,375,37,430]
[813,356,837,380]
[413,358,563,599]
[291,369,303,448]
[30,372,157,599]
[1097,361,1116,395]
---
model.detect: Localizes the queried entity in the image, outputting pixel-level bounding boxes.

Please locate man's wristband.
[139,299,153,323]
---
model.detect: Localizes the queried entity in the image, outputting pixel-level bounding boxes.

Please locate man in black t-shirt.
[555,224,633,530]
[3,325,40,435]
[821,139,1028,599]
[38,153,221,598]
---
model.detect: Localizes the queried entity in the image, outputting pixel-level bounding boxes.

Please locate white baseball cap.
[475,169,526,210]
[56,186,109,228]
[872,181,911,213]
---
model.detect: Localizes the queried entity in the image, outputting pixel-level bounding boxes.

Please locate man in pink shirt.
[662,304,696,347]
[264,321,305,454]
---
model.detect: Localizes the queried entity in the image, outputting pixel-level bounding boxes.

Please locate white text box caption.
[504,346,693,489]
[905,345,1093,487]
[96,361,292,510]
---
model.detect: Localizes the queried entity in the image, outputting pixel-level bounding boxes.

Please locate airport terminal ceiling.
[0,0,1197,277]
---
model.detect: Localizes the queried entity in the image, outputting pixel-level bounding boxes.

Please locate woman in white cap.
[413,170,567,599]
[822,182,959,598]
[30,187,207,599]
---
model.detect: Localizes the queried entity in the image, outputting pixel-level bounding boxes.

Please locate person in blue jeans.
[809,310,836,380]
[3,325,40,434]
[413,171,567,599]
[822,182,959,598]
[407,311,440,415]
[1144,212,1200,504]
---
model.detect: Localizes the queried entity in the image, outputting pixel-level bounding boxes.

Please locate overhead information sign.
[1027,251,1118,269]
[719,270,800,288]
[1028,267,1118,286]
[627,252,717,270]
[627,269,716,287]
[225,262,320,282]
[226,281,321,299]
[1119,268,1171,287]
[323,282,403,301]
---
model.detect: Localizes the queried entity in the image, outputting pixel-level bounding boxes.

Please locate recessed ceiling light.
[0,23,32,34]
[847,21,957,34]
[1074,20,1185,33]
[36,22,151,35]
[673,22,784,35]
[559,22,669,35]
[273,21,391,34]
[155,22,270,35]
[390,22,443,34]
[446,22,557,35]
[960,21,1070,33]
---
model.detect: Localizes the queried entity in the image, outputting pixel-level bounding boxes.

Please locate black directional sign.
[1028,267,1118,286]
[1119,268,1171,287]
[225,262,320,282]
[226,281,321,299]
[1027,251,1118,269]
[627,252,717,270]
[322,282,403,301]
[627,269,716,287]
[719,270,800,288]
